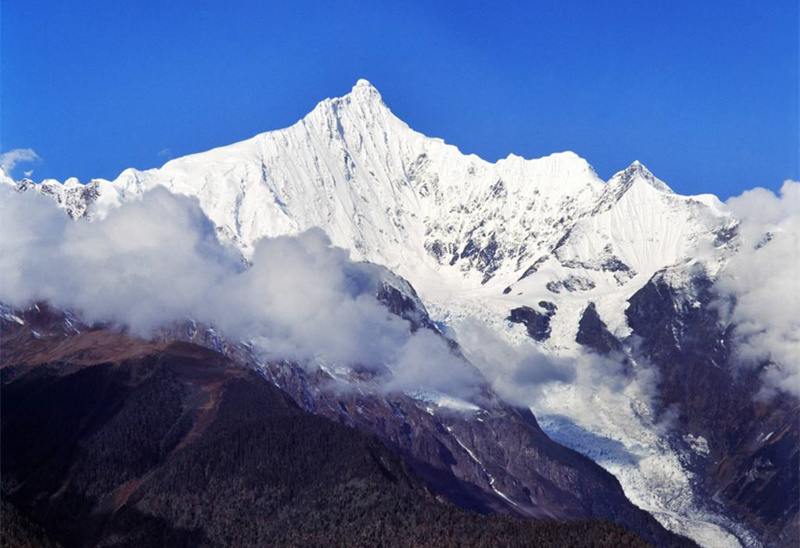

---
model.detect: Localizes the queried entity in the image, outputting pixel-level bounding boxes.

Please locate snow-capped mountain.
[6,79,733,357]
[9,80,728,285]
[8,80,796,548]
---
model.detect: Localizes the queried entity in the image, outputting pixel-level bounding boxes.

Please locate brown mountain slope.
[1,330,656,548]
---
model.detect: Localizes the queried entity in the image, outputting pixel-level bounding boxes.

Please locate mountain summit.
[351,77,382,95]
[609,160,674,194]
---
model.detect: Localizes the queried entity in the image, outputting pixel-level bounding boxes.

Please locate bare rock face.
[626,271,799,548]
[508,303,556,341]
[576,302,623,355]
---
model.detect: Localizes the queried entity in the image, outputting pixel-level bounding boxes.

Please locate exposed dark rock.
[599,256,634,274]
[626,271,799,548]
[549,230,573,256]
[14,178,37,192]
[518,255,548,281]
[447,230,506,284]
[713,222,738,246]
[552,243,636,284]
[576,303,622,355]
[376,282,437,333]
[538,301,558,315]
[756,231,775,250]
[546,276,596,294]
[489,179,507,199]
[478,235,502,284]
[425,239,460,266]
[460,238,479,260]
[15,179,101,219]
[508,305,554,341]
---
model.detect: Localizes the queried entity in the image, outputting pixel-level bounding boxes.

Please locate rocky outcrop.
[508,303,557,342]
[626,271,799,548]
[576,302,623,355]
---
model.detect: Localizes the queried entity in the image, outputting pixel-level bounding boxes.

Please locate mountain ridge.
[3,79,724,298]
[1,302,696,548]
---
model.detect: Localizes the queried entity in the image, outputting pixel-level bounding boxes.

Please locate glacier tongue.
[11,80,746,547]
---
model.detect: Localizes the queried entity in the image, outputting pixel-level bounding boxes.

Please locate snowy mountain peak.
[347,78,384,102]
[610,160,673,194]
[353,78,379,92]
[13,82,727,323]
[300,79,390,135]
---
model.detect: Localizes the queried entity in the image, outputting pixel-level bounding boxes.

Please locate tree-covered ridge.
[1,338,656,548]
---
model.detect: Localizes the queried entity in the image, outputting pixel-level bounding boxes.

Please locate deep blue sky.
[2,0,797,197]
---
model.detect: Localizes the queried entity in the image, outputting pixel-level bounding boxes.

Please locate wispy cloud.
[716,180,800,398]
[0,148,40,175]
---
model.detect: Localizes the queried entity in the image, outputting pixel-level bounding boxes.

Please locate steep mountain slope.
[6,80,796,547]
[2,309,670,548]
[625,266,800,548]
[1,296,699,548]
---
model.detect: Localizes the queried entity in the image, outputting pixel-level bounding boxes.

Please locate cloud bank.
[0,186,482,398]
[453,318,660,414]
[717,180,800,398]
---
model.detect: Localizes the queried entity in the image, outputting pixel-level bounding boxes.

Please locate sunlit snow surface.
[7,80,756,547]
[535,388,752,548]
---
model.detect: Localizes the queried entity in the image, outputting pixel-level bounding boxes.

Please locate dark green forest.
[1,341,654,548]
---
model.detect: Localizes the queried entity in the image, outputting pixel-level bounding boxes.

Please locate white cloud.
[453,318,662,438]
[0,186,482,399]
[0,148,40,174]
[716,180,800,398]
[453,318,576,406]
